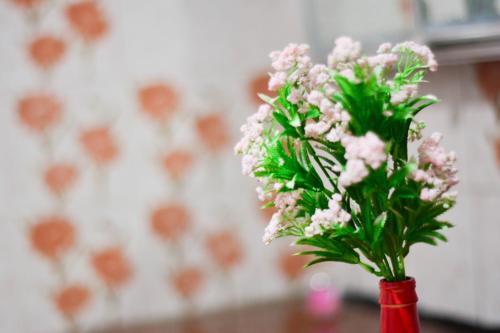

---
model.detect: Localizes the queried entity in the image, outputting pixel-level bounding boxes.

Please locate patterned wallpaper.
[2,1,500,332]
[0,1,317,332]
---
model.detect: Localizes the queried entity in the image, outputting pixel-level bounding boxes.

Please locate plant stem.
[304,141,337,191]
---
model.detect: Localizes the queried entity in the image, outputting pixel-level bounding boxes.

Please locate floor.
[96,298,485,333]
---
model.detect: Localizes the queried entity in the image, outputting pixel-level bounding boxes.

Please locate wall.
[1,0,499,332]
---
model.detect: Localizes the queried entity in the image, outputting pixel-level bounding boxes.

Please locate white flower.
[241,153,260,176]
[304,102,346,140]
[307,90,324,107]
[268,72,287,91]
[305,194,351,237]
[413,132,459,202]
[305,119,331,138]
[263,212,282,244]
[262,189,304,244]
[273,182,283,191]
[274,190,302,210]
[339,159,369,187]
[308,64,330,87]
[367,53,398,69]
[326,127,341,142]
[342,132,387,169]
[269,43,310,72]
[339,68,359,83]
[390,84,418,105]
[377,42,392,54]
[393,41,438,71]
[328,36,362,68]
[420,188,440,201]
[256,186,269,201]
[287,89,302,104]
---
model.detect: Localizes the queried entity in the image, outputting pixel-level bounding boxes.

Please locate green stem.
[304,141,337,191]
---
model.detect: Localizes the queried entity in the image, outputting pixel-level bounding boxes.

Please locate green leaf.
[261,201,275,209]
[304,258,336,267]
[306,107,321,120]
[290,113,301,128]
[373,212,387,242]
[389,163,416,187]
[272,112,291,129]
[258,93,276,105]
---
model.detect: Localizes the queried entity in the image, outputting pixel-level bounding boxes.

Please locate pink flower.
[262,190,304,244]
[305,194,350,237]
[420,188,440,201]
[339,159,369,187]
[367,53,398,69]
[390,84,418,105]
[308,64,330,87]
[263,212,282,244]
[393,41,438,71]
[241,153,261,176]
[339,68,358,83]
[307,90,324,107]
[328,37,361,68]
[274,191,302,210]
[287,89,302,104]
[305,119,330,138]
[418,132,448,167]
[377,43,392,54]
[269,43,310,72]
[342,132,386,169]
[268,72,287,91]
[413,132,459,202]
[411,169,431,183]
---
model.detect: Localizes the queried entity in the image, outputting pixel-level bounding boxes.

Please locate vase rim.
[380,276,415,287]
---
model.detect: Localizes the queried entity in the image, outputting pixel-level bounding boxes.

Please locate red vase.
[379,277,420,333]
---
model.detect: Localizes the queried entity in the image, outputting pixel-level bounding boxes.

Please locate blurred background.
[1,0,500,332]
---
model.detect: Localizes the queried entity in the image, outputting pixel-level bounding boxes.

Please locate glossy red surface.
[379,277,421,333]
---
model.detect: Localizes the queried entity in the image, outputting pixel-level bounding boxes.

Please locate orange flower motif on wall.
[151,203,190,242]
[91,247,132,288]
[10,0,40,9]
[195,113,229,153]
[44,163,78,196]
[80,126,119,165]
[162,149,193,179]
[29,35,65,69]
[17,93,62,133]
[138,83,179,121]
[278,252,309,281]
[30,216,75,260]
[66,0,108,42]
[206,230,243,270]
[171,267,204,299]
[249,72,275,106]
[54,284,91,318]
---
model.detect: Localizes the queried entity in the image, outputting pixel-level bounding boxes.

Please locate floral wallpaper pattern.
[0,0,313,332]
[3,0,500,332]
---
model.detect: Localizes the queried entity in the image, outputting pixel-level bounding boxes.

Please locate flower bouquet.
[235,37,458,333]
